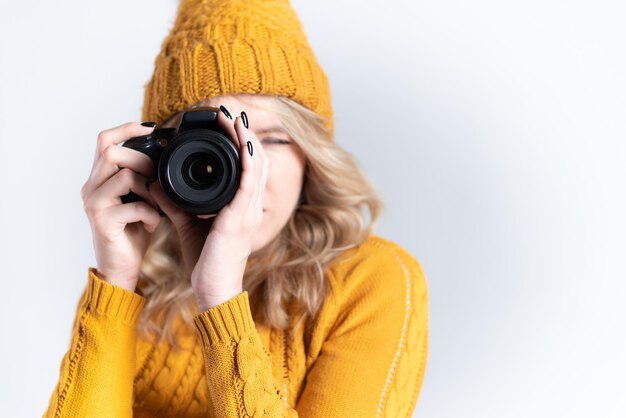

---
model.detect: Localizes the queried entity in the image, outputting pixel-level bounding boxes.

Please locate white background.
[0,0,624,417]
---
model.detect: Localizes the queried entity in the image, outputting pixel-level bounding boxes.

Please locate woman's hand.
[149,108,270,310]
[81,122,162,292]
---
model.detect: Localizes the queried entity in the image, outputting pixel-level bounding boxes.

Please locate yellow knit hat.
[141,0,334,139]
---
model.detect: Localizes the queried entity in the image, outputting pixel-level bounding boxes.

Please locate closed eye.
[261,138,292,145]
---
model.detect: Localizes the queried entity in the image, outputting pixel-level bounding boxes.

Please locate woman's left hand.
[150,110,270,311]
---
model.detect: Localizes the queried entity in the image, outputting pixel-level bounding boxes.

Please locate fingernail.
[219,105,232,120]
[247,141,253,156]
[241,111,249,129]
[141,121,157,127]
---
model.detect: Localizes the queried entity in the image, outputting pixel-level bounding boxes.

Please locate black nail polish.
[141,121,157,127]
[219,105,232,120]
[247,141,253,156]
[241,111,249,129]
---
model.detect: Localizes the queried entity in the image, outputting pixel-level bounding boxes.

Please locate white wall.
[0,0,624,417]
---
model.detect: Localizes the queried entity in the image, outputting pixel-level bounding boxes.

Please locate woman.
[44,0,429,417]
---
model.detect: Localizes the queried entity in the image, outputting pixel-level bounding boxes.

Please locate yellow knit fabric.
[142,0,335,139]
[43,235,429,417]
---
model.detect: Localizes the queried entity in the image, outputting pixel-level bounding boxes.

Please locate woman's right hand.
[80,122,162,292]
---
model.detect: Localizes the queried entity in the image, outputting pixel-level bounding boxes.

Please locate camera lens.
[159,130,241,214]
[183,152,222,189]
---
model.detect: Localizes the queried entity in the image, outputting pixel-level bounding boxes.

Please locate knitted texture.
[43,235,429,417]
[142,0,335,139]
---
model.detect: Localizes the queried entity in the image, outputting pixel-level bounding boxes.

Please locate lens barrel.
[158,128,241,214]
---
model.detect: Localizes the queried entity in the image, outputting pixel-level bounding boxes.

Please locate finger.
[222,116,257,215]
[101,201,161,234]
[215,105,240,149]
[256,154,270,211]
[148,181,194,229]
[88,167,158,212]
[84,145,154,198]
[93,122,156,164]
[246,128,270,212]
[234,115,265,212]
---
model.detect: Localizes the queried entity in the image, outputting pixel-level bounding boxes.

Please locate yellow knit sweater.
[43,234,429,417]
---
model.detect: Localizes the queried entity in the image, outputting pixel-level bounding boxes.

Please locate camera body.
[121,107,241,215]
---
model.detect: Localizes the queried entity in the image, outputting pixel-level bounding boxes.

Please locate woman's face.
[161,94,306,253]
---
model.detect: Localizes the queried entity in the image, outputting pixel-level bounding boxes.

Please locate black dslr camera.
[121,107,241,215]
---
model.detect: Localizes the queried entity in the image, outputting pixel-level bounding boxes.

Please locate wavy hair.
[135,95,384,351]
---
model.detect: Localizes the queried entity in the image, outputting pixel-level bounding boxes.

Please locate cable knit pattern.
[370,240,429,418]
[43,234,429,417]
[235,334,277,416]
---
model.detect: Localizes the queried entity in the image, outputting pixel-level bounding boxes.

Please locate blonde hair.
[135,95,384,350]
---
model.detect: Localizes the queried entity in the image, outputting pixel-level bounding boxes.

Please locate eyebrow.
[255,125,289,135]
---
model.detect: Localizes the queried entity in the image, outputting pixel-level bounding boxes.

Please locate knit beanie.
[141,0,334,139]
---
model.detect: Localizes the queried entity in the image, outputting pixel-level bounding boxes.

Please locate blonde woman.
[44,0,429,417]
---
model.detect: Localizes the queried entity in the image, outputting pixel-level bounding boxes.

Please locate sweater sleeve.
[193,291,296,417]
[192,241,429,417]
[42,267,146,418]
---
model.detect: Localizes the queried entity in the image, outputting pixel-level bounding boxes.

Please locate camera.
[120,106,241,215]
